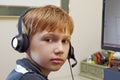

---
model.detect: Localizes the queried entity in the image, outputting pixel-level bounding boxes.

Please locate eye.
[45,38,53,43]
[62,39,70,44]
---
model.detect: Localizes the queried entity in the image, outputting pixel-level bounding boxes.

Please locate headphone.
[11,8,77,67]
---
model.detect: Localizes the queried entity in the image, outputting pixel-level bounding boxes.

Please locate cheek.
[30,43,53,59]
[30,52,40,63]
[64,46,70,58]
[30,49,51,65]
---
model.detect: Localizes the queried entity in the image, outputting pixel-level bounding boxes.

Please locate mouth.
[50,58,64,64]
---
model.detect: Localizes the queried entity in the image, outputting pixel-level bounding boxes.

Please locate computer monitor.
[102,0,120,51]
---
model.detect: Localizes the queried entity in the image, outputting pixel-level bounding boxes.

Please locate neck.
[26,53,50,76]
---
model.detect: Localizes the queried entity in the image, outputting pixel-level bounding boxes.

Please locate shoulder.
[6,70,23,80]
[7,71,47,80]
[19,72,48,80]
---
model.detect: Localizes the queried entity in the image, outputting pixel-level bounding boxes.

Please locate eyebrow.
[43,32,71,38]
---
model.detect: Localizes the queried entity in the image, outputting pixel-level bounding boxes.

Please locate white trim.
[15,65,29,74]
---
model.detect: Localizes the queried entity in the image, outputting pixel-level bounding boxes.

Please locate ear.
[25,47,30,55]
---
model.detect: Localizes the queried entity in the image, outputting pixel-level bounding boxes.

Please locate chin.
[52,69,60,71]
[51,66,62,71]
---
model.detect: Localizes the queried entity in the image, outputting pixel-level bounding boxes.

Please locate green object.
[80,60,107,79]
[0,6,29,16]
[61,0,69,13]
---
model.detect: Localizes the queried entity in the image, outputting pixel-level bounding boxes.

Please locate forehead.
[52,28,71,35]
[37,29,71,38]
[43,24,72,35]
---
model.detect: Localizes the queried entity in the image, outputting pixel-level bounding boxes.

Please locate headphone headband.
[18,8,34,35]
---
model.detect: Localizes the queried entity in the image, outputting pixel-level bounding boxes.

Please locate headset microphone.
[68,44,77,67]
[71,58,77,68]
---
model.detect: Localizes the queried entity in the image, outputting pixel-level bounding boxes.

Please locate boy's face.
[29,29,71,72]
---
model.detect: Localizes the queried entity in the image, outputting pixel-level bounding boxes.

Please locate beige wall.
[0,0,103,80]
[0,19,24,80]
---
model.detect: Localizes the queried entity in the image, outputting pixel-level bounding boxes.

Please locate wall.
[0,0,103,80]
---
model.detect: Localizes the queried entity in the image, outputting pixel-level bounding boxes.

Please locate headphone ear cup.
[21,34,29,52]
[11,34,29,53]
[68,44,74,59]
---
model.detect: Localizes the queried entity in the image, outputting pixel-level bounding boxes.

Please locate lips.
[50,58,64,64]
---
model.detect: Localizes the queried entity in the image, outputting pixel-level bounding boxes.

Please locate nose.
[54,42,64,54]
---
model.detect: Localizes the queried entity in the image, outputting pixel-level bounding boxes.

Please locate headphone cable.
[68,59,75,80]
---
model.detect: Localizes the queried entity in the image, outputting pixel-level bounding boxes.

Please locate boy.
[7,5,74,80]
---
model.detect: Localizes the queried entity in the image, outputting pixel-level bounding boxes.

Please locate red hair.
[23,5,74,40]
